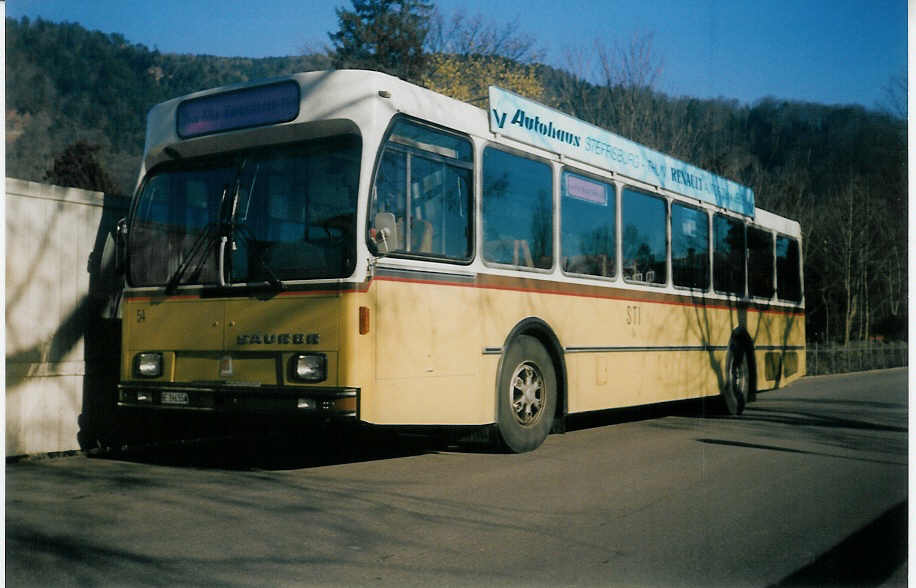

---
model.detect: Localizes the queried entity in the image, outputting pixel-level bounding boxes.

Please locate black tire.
[496,335,556,453]
[721,343,750,415]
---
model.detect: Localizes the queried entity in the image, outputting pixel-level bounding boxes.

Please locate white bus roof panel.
[143,71,759,220]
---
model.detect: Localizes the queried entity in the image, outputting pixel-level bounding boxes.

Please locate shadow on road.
[695,437,905,467]
[769,501,907,587]
[100,398,722,469]
[91,413,461,470]
[738,407,907,434]
[89,410,508,470]
[565,397,717,433]
[98,431,430,471]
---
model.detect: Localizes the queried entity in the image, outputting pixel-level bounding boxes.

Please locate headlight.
[134,352,163,378]
[290,353,326,382]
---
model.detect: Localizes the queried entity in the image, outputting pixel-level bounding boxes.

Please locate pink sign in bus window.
[565,174,607,206]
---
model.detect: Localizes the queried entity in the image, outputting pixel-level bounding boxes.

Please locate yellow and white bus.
[117,70,804,452]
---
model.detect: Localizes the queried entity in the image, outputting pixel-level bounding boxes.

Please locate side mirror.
[95,218,127,319]
[370,212,398,255]
[115,217,128,272]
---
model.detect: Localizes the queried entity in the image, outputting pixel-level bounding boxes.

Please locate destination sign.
[488,86,754,216]
[177,81,300,139]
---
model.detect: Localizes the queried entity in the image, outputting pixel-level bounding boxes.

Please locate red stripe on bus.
[371,275,804,317]
[125,283,371,302]
[124,275,803,317]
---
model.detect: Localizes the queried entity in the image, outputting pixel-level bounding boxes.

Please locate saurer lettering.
[236,333,319,345]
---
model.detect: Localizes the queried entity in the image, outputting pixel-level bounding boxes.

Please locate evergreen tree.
[328,0,433,82]
[44,141,121,194]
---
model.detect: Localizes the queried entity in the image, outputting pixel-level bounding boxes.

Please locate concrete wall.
[6,178,127,457]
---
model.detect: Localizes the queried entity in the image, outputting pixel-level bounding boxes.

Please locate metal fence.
[806,342,908,376]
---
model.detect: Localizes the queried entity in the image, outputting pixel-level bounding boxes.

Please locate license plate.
[161,391,190,405]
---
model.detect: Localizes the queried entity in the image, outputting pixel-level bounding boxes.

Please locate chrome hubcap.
[732,355,748,402]
[510,362,544,426]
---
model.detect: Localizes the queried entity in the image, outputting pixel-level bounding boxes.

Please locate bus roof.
[144,69,765,222]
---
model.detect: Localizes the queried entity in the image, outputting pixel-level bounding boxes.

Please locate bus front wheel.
[496,335,556,453]
[722,344,750,415]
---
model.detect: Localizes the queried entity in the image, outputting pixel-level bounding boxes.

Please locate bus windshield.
[128,134,361,288]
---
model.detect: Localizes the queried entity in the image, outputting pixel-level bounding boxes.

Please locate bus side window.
[621,187,666,285]
[714,214,746,296]
[747,226,774,299]
[561,171,616,278]
[369,118,472,260]
[671,203,709,290]
[776,235,802,302]
[482,147,553,269]
[370,149,408,251]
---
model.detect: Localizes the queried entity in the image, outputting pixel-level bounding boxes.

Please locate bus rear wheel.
[722,344,750,415]
[496,335,556,453]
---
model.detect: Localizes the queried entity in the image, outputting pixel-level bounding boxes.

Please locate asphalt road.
[6,368,908,587]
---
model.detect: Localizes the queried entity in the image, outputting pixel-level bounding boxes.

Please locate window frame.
[366,115,476,265]
[712,212,747,297]
[746,224,775,301]
[127,134,363,288]
[775,232,803,303]
[559,167,618,282]
[620,185,669,288]
[670,201,711,292]
[480,143,556,273]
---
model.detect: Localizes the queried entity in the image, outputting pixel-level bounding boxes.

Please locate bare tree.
[878,72,907,119]
[556,32,666,148]
[554,45,609,122]
[596,32,663,90]
[420,8,546,103]
[426,8,543,63]
[823,178,873,346]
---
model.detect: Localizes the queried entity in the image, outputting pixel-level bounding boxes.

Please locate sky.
[5,0,908,110]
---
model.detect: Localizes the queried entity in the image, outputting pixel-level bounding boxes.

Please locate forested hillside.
[5,14,906,343]
[6,17,329,192]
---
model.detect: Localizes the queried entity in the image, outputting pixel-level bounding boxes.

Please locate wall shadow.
[80,192,127,451]
[5,184,127,457]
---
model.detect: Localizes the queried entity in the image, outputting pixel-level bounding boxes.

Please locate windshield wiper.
[233,225,286,291]
[164,222,220,295]
[164,159,285,293]
[164,185,231,294]
[222,161,285,291]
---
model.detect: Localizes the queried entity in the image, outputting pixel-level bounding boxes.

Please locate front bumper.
[118,382,359,418]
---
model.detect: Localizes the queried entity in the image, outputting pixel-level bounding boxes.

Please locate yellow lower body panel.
[567,350,728,413]
[121,276,805,426]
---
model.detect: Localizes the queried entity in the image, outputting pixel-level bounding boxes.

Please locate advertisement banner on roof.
[488,86,754,216]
